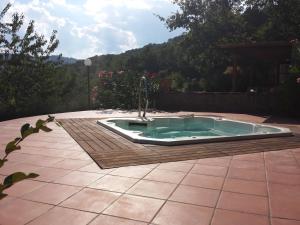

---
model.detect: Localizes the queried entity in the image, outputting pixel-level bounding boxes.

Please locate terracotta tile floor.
[0,110,300,225]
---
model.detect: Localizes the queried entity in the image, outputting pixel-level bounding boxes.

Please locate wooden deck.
[59,118,300,169]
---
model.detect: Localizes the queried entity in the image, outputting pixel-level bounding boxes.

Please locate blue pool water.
[107,117,283,139]
[97,116,292,145]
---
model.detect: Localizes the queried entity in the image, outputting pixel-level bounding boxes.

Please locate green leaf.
[47,115,55,122]
[40,125,52,132]
[21,123,39,139]
[3,172,39,189]
[5,140,21,155]
[35,119,46,129]
[0,159,8,168]
[0,192,8,200]
[20,123,30,138]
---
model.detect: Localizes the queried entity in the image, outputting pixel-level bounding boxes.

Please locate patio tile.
[22,183,81,205]
[110,166,152,179]
[272,218,300,225]
[3,180,46,197]
[153,201,214,225]
[60,188,120,213]
[89,214,147,225]
[0,162,41,176]
[54,171,103,187]
[230,160,264,170]
[103,194,164,222]
[191,164,228,177]
[269,183,300,220]
[78,163,108,173]
[169,185,220,207]
[196,157,231,167]
[127,180,177,199]
[89,175,138,192]
[144,169,186,184]
[223,178,267,196]
[27,206,96,225]
[51,158,91,170]
[181,173,224,190]
[211,209,269,225]
[266,164,300,174]
[217,191,269,215]
[227,167,266,181]
[0,198,52,225]
[180,159,198,164]
[156,162,193,172]
[267,171,300,185]
[34,167,72,182]
[232,153,264,162]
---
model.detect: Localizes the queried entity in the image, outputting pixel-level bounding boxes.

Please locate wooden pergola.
[219,41,293,91]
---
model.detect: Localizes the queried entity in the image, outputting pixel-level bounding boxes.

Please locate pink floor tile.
[22,183,81,205]
[227,167,266,181]
[127,180,177,199]
[144,169,186,184]
[267,171,300,185]
[3,180,46,197]
[196,157,231,167]
[191,164,228,177]
[223,178,267,196]
[266,164,300,174]
[230,160,264,170]
[232,153,264,162]
[211,209,269,225]
[110,166,152,179]
[54,170,103,186]
[104,194,164,222]
[0,198,52,225]
[89,214,147,225]
[169,185,220,207]
[156,162,193,172]
[181,173,224,190]
[60,188,120,213]
[89,175,138,193]
[153,201,214,225]
[269,183,300,220]
[78,163,108,173]
[27,206,96,225]
[272,218,300,225]
[50,158,91,170]
[34,167,72,182]
[217,191,269,215]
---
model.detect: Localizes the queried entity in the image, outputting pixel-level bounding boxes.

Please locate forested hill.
[71,35,194,76]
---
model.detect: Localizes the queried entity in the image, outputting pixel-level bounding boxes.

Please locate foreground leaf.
[0,159,8,168]
[40,125,52,132]
[35,119,46,129]
[3,172,39,189]
[5,139,21,155]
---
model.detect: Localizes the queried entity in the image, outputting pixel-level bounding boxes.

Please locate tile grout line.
[86,161,159,225]
[208,155,233,225]
[148,159,198,224]
[263,151,273,225]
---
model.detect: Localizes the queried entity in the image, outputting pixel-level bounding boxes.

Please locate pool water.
[98,116,292,145]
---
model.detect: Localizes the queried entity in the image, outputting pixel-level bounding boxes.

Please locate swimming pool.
[97,116,292,145]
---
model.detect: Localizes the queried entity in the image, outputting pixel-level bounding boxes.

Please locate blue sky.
[1,0,183,59]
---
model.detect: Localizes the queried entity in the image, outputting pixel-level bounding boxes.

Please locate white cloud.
[0,0,181,58]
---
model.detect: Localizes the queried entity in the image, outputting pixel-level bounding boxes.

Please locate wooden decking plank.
[58,118,300,169]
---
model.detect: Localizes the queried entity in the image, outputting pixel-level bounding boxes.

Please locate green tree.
[0,3,60,118]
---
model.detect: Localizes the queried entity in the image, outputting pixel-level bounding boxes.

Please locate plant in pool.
[0,115,61,199]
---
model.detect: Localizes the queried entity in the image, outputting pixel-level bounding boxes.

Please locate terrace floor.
[0,110,300,225]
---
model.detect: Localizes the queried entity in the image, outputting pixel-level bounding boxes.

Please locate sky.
[1,0,183,59]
